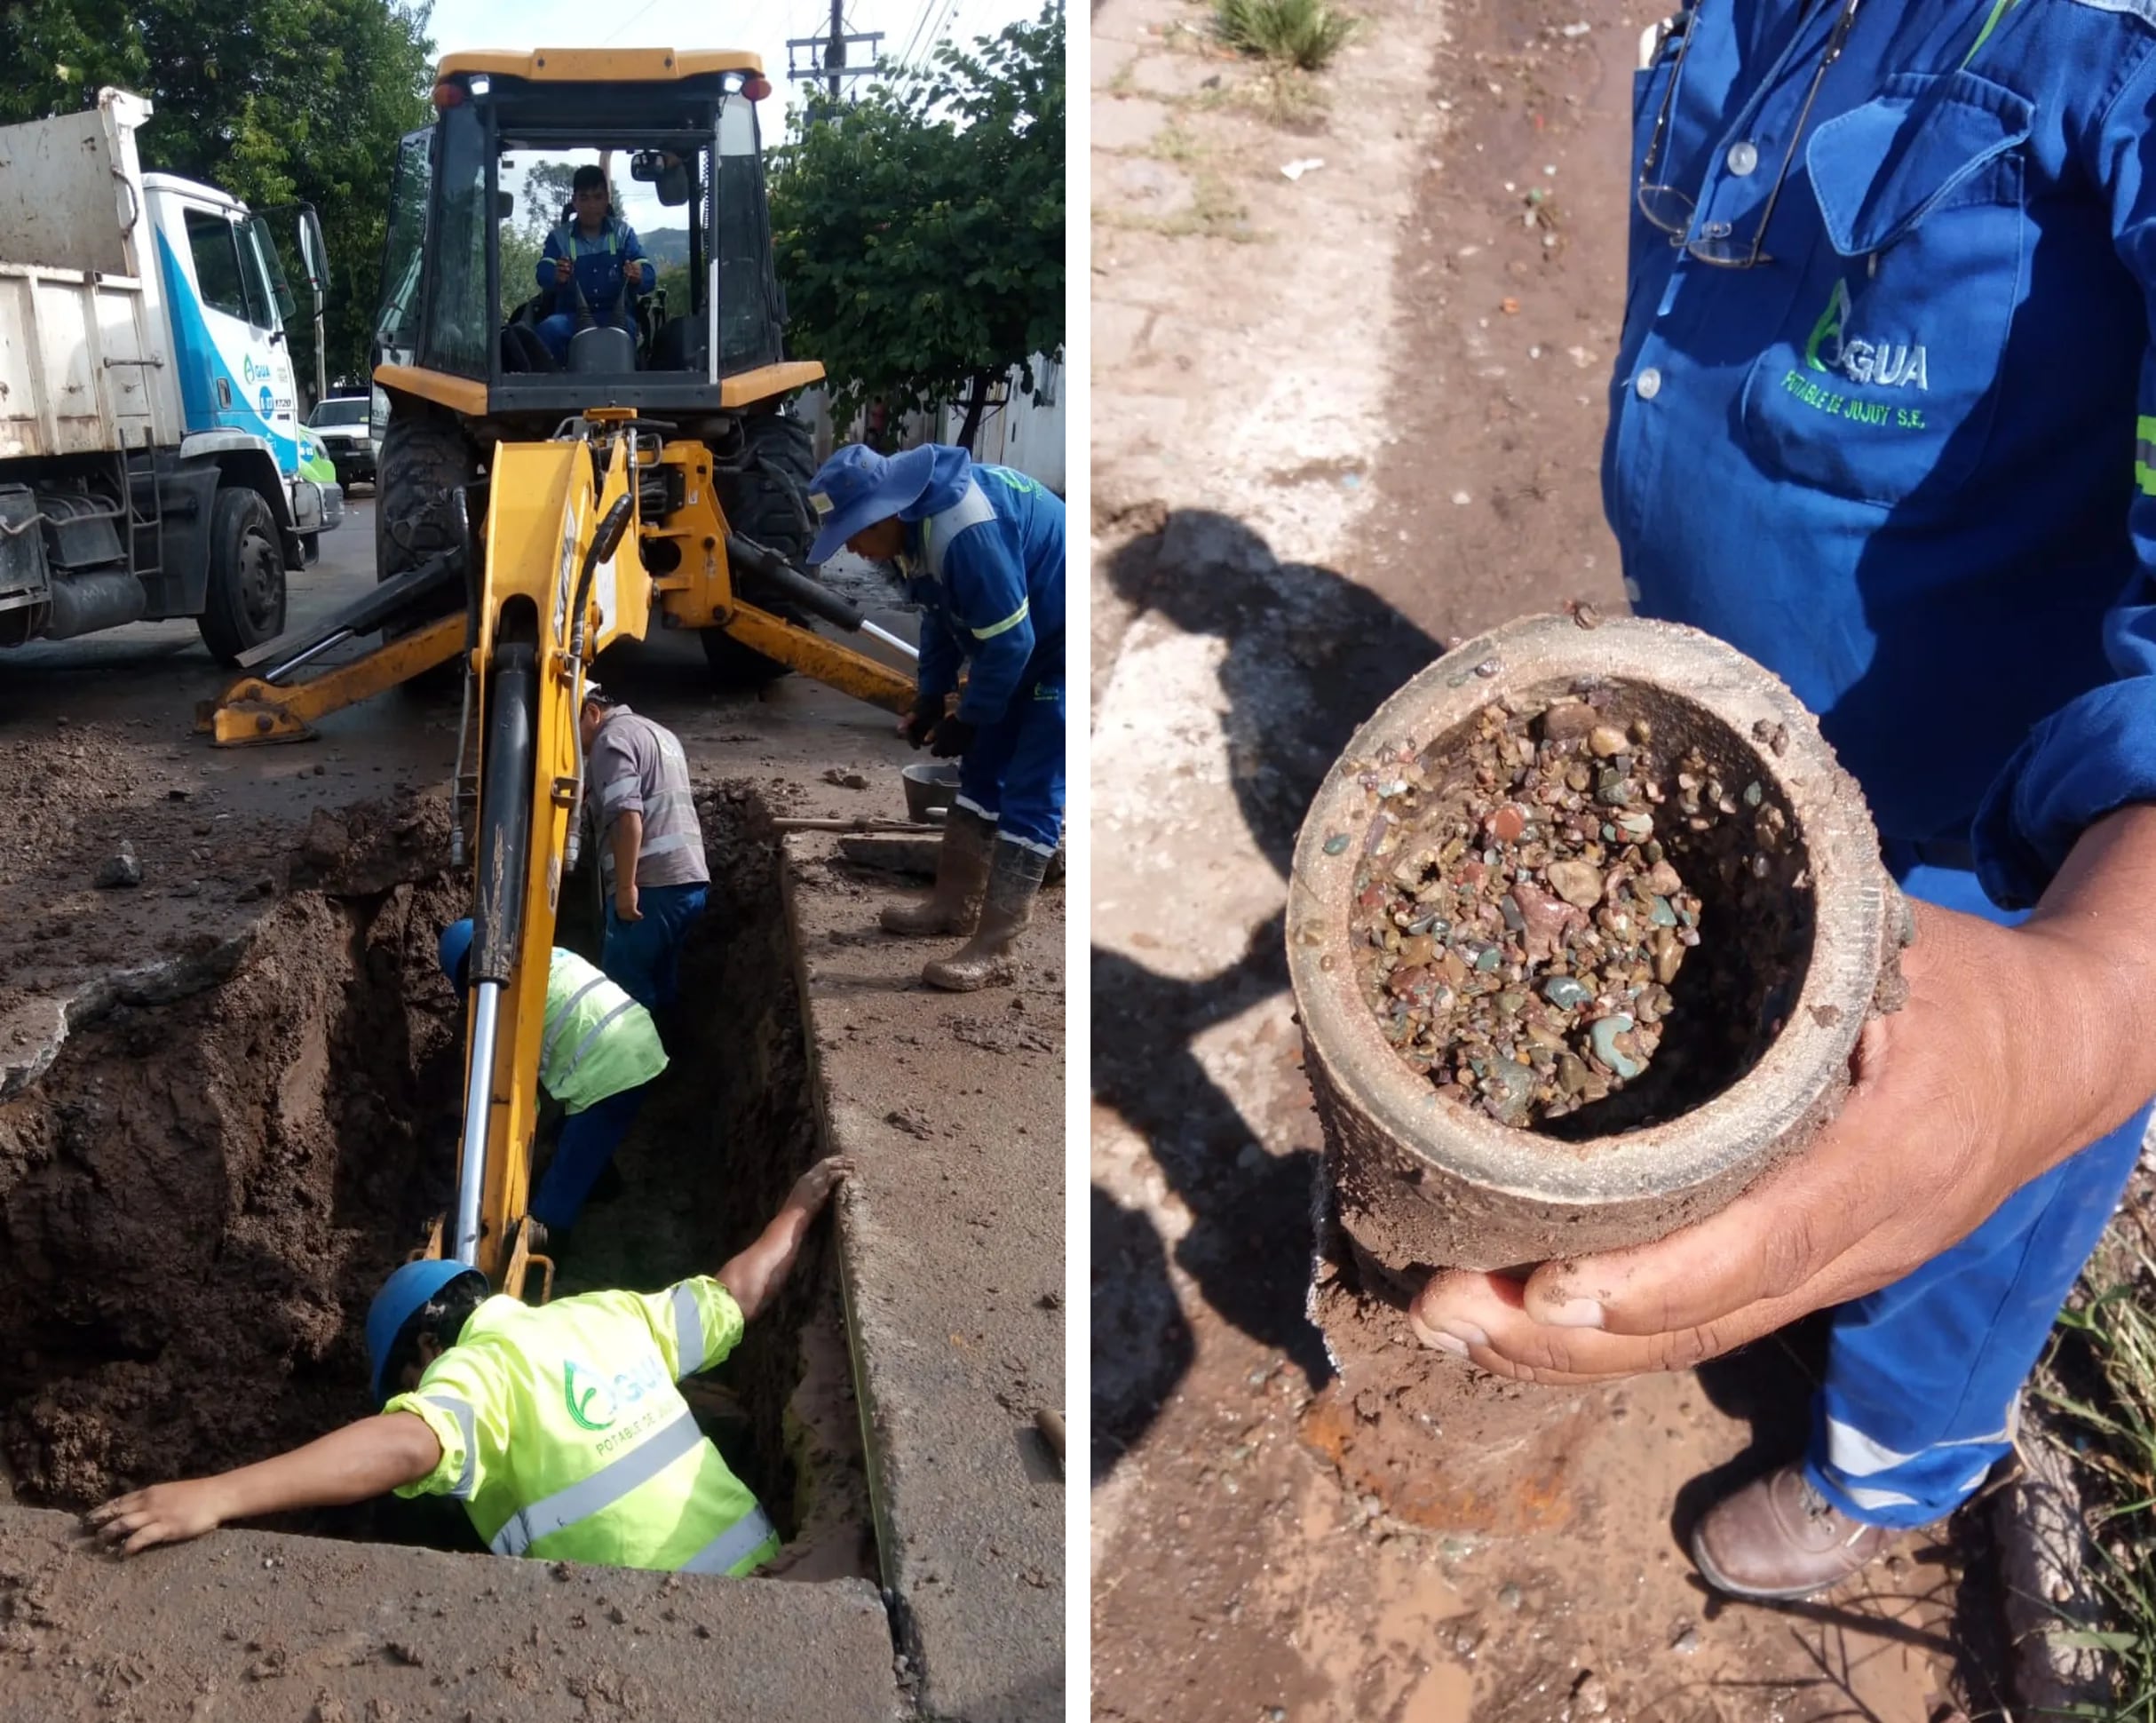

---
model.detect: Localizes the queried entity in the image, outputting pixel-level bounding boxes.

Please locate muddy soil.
[0,796,466,1523]
[0,784,868,1579]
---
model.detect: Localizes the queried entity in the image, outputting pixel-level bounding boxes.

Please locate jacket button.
[1726,139,1759,176]
[1635,367,1663,401]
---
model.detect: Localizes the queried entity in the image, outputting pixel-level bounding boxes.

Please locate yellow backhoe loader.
[195,52,922,1295]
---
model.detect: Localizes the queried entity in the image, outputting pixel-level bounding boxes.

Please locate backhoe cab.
[200,47,912,750]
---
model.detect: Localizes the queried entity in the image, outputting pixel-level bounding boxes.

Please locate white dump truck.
[0,88,340,664]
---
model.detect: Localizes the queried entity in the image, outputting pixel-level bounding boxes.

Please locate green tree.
[769,3,1064,449]
[0,0,435,393]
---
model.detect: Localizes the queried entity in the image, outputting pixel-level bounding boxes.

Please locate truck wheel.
[705,412,819,686]
[197,488,287,665]
[377,408,480,691]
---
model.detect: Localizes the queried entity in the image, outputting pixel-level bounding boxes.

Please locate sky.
[423,0,1042,230]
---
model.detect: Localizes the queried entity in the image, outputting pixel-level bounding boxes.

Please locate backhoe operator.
[86,1159,852,1572]
[534,165,654,366]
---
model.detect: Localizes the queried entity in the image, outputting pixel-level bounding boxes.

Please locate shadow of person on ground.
[1090,512,1443,1471]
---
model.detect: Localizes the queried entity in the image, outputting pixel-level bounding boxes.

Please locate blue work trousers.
[955,663,1066,857]
[531,1084,649,1233]
[1806,858,2150,1528]
[602,881,708,1010]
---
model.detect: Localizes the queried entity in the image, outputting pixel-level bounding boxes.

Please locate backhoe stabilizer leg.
[718,603,917,714]
[197,613,468,747]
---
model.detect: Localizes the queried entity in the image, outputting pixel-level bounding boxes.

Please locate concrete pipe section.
[1288,613,1910,1305]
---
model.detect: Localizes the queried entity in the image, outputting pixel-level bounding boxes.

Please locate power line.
[598,0,663,45]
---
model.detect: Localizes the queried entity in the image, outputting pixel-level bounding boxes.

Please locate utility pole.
[786,23,884,91]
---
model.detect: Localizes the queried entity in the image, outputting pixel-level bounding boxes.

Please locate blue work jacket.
[1605,0,2156,907]
[897,446,1066,726]
[536,215,652,318]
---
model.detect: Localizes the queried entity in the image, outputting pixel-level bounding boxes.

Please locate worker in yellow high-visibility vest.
[437,917,663,1233]
[84,1158,852,1574]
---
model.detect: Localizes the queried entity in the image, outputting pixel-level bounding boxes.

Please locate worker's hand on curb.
[1407,898,2139,1384]
[787,1155,854,1217]
[930,715,975,759]
[614,880,641,923]
[85,1478,230,1556]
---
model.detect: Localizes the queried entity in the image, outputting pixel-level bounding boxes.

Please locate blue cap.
[805,443,937,564]
[366,1259,487,1405]
[438,918,473,990]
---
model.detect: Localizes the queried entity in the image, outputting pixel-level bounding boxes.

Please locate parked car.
[305,395,375,489]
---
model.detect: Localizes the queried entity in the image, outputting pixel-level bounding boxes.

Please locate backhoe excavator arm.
[445,422,646,1298]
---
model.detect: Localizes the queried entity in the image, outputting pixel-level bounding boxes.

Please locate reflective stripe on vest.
[678,1504,780,1574]
[489,1408,704,1557]
[422,1394,479,1499]
[541,949,666,1112]
[555,221,621,258]
[669,1282,703,1378]
[919,480,999,582]
[561,998,639,1083]
[540,973,612,1079]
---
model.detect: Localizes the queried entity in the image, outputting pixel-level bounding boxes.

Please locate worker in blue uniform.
[805,441,1066,992]
[534,165,654,366]
[1407,0,2156,1602]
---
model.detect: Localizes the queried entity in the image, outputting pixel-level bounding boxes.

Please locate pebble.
[1670,1624,1700,1656]
[1542,975,1590,1009]
[1349,700,1802,1129]
[1544,859,1603,909]
[1497,1582,1525,1610]
[93,844,142,890]
[1589,1014,1644,1079]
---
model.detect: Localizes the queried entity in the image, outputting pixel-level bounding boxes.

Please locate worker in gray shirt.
[580,684,709,1009]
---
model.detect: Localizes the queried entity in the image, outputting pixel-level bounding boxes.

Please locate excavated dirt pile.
[0,794,466,1523]
[0,783,868,1573]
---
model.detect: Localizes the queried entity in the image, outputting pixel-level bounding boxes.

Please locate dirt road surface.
[0,494,1065,1718]
[1091,0,2001,1717]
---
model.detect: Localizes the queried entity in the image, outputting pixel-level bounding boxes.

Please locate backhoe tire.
[703,411,819,687]
[376,407,480,692]
[197,487,287,665]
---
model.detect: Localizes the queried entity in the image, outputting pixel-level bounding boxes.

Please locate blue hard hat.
[438,918,474,989]
[805,443,938,565]
[366,1259,487,1405]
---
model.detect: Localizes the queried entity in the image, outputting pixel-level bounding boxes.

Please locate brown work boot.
[882,807,997,936]
[923,839,1047,991]
[1691,1464,1897,1601]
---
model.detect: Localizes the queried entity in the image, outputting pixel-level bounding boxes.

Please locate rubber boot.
[923,840,1047,992]
[881,806,997,936]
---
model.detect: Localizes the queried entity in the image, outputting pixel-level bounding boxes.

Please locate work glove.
[902,692,942,750]
[930,715,976,759]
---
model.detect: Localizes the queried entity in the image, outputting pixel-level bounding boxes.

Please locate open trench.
[0,784,872,1582]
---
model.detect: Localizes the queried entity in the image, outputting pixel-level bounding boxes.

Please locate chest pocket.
[1737,69,2033,510]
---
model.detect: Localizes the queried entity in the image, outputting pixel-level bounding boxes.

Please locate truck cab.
[0,89,338,663]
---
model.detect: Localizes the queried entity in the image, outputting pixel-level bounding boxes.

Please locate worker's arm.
[609,809,643,921]
[539,227,568,292]
[944,530,1035,727]
[715,1156,854,1324]
[85,1413,442,1557]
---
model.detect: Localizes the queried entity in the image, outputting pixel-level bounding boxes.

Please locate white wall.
[798,350,1066,496]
